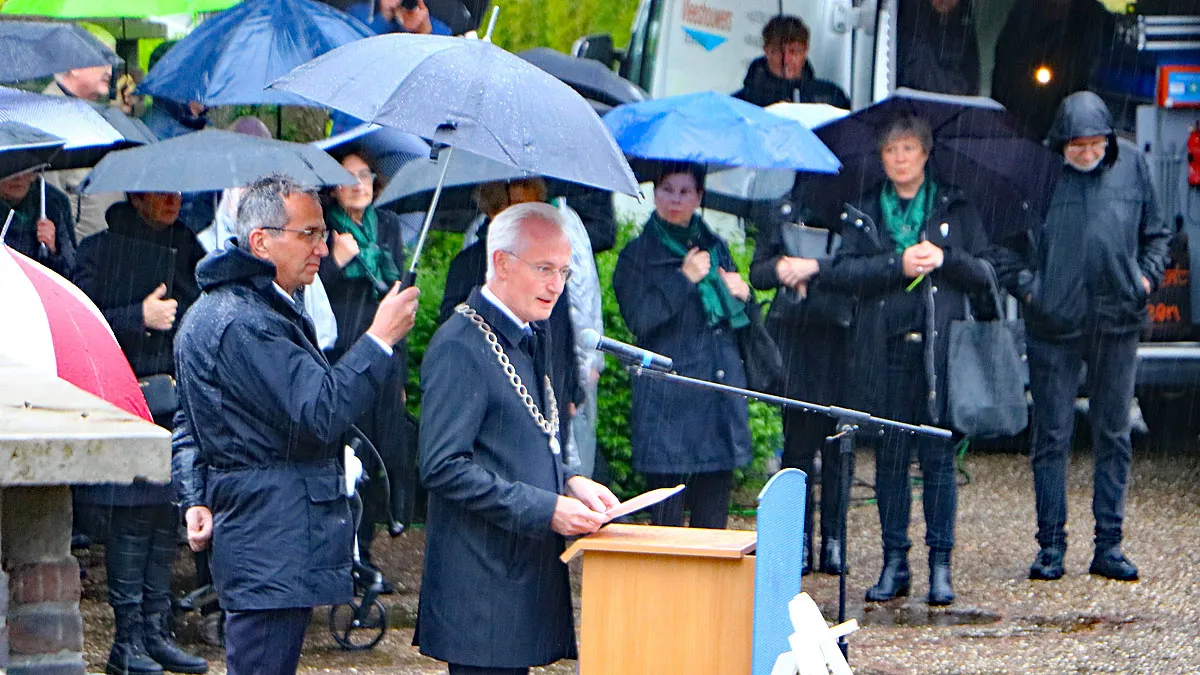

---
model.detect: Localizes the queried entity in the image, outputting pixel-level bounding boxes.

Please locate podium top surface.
[561,524,757,563]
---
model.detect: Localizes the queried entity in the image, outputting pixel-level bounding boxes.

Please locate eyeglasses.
[351,170,376,184]
[504,251,572,283]
[258,226,328,244]
[1064,139,1108,154]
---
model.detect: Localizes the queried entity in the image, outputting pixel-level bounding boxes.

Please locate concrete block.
[1,488,71,566]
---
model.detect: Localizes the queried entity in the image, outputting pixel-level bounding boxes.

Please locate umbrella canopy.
[80,128,356,193]
[0,0,236,17]
[517,47,647,111]
[138,0,373,107]
[0,122,65,180]
[603,91,842,180]
[0,86,145,170]
[269,33,639,197]
[0,20,121,84]
[0,243,150,422]
[375,149,596,216]
[808,87,1061,241]
[766,102,850,129]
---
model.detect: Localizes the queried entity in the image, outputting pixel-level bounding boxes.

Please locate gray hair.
[877,114,934,155]
[235,174,319,249]
[485,202,566,281]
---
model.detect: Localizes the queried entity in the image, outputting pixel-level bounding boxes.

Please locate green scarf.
[328,204,400,294]
[880,177,937,253]
[646,212,749,329]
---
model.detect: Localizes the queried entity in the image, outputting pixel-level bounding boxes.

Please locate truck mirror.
[572,33,615,67]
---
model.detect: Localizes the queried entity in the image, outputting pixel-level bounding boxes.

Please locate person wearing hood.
[819,114,993,606]
[172,174,419,675]
[733,15,849,109]
[992,91,1170,583]
[74,193,209,675]
[896,0,980,96]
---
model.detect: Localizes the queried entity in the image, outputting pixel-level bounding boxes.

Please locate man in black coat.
[0,169,76,278]
[733,15,850,108]
[897,0,980,96]
[417,202,618,674]
[172,174,420,675]
[993,92,1170,583]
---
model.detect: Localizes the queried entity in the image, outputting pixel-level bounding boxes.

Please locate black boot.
[865,551,910,602]
[927,550,955,606]
[144,611,208,674]
[106,608,163,675]
[819,538,846,575]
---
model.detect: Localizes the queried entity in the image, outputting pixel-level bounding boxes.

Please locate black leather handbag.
[138,374,178,418]
[738,296,786,394]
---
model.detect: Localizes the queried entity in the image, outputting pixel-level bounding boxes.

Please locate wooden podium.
[561,524,757,674]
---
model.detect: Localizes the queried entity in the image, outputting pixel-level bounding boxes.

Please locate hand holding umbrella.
[37,174,51,258]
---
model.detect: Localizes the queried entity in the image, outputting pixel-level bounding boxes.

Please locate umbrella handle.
[482,6,499,42]
[402,145,456,289]
[1,210,14,244]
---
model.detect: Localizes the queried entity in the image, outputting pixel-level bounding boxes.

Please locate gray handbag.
[946,272,1028,438]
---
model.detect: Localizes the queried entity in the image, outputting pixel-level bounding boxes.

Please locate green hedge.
[487,0,640,54]
[406,220,782,501]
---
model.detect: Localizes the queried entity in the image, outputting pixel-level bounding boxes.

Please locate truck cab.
[578,0,1200,444]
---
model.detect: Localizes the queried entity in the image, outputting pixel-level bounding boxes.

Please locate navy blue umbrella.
[138,0,372,106]
[602,90,842,180]
[806,88,1061,241]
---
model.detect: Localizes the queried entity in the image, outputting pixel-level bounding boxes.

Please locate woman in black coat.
[318,151,410,591]
[613,163,752,529]
[750,220,849,575]
[820,115,992,606]
[74,194,208,674]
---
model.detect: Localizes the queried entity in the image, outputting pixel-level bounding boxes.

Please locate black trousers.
[1027,331,1138,551]
[224,607,313,675]
[106,503,178,616]
[448,666,529,675]
[644,471,734,529]
[782,409,844,544]
[353,367,416,562]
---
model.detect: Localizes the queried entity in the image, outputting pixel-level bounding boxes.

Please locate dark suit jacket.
[416,287,577,668]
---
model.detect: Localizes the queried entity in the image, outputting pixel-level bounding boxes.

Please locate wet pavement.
[79,444,1200,674]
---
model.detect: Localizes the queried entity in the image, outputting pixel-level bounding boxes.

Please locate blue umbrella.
[138,0,372,106]
[807,88,1061,242]
[602,90,842,179]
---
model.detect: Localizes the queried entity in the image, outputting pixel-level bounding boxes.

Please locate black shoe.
[865,553,910,602]
[818,538,846,575]
[354,562,398,595]
[71,532,92,550]
[106,610,163,675]
[1089,546,1139,581]
[144,611,208,674]
[1029,546,1065,581]
[927,551,954,606]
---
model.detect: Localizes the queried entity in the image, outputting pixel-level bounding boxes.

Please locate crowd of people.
[0,1,1163,674]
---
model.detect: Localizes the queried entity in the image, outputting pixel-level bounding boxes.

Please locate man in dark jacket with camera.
[172,174,419,675]
[996,91,1170,583]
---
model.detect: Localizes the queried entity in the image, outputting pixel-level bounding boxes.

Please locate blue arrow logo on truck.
[683,27,727,51]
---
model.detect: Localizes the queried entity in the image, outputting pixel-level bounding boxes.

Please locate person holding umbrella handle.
[0,168,76,278]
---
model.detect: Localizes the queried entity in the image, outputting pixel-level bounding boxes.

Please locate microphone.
[580,328,673,372]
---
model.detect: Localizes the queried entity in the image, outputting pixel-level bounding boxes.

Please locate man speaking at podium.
[416,202,619,674]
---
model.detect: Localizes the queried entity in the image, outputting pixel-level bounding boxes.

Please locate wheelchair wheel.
[329,599,387,651]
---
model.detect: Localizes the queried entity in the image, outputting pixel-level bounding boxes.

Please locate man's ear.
[248,229,270,258]
[491,249,508,279]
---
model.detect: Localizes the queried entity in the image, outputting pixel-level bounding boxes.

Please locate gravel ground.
[78,444,1200,674]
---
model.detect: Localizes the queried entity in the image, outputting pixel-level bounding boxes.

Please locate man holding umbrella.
[994,91,1170,583]
[0,168,76,277]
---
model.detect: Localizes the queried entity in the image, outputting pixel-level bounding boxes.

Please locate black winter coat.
[171,245,395,611]
[993,91,1170,341]
[749,224,848,405]
[613,218,751,474]
[821,183,992,424]
[416,288,576,668]
[733,57,851,108]
[1,181,76,278]
[73,202,204,507]
[897,0,980,95]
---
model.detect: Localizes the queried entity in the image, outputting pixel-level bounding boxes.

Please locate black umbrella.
[517,47,647,110]
[0,122,65,180]
[0,86,147,171]
[806,88,1061,242]
[0,21,121,84]
[80,129,355,194]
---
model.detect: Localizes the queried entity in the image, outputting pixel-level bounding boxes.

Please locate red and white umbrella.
[0,243,151,422]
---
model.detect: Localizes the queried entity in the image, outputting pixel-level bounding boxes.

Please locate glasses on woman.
[351,170,376,184]
[505,251,573,282]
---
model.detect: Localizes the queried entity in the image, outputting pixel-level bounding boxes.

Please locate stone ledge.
[6,651,85,675]
[7,603,84,655]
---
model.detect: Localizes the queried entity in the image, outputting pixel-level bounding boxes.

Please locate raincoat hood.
[195,240,276,292]
[1045,90,1118,167]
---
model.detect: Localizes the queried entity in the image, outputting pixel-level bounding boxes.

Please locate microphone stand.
[626,365,952,660]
